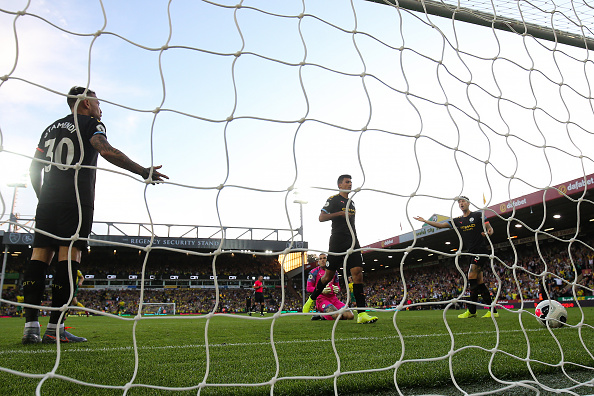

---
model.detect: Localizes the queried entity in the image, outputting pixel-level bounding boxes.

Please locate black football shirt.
[36,114,106,208]
[448,211,489,253]
[321,194,357,237]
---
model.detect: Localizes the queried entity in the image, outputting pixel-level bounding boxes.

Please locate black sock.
[353,283,366,311]
[49,260,79,325]
[468,279,479,315]
[310,279,329,301]
[23,260,47,323]
[479,283,496,313]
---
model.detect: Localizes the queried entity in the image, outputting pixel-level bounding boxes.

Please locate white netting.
[1,0,594,394]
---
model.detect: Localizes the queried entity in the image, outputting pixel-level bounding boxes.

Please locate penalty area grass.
[0,308,593,395]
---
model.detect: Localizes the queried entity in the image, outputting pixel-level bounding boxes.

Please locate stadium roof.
[1,223,308,253]
[361,173,594,272]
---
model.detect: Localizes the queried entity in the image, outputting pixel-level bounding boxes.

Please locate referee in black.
[21,86,168,344]
[302,174,378,324]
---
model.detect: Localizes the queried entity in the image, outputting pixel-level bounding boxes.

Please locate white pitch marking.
[0,328,546,356]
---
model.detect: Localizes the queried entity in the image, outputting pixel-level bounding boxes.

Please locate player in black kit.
[21,86,168,344]
[302,175,378,324]
[414,196,498,318]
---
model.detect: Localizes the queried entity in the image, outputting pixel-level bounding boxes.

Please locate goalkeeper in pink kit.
[306,254,354,321]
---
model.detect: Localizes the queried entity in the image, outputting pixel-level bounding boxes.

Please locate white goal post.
[369,0,594,49]
[0,0,594,395]
[141,303,176,316]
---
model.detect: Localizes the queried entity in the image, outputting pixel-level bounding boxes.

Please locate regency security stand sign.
[1,231,307,252]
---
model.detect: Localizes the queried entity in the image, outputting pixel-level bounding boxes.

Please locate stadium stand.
[1,234,592,316]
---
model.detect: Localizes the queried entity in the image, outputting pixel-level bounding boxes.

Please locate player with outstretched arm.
[414,196,498,318]
[22,86,168,345]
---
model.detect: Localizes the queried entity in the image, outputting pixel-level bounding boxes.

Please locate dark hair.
[67,86,96,109]
[337,174,352,185]
[458,196,470,202]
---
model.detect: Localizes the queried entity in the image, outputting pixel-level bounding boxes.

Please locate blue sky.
[1,0,593,253]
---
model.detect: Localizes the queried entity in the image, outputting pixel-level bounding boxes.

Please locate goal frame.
[366,0,594,49]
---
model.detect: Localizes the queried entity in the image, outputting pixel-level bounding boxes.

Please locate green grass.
[1,308,594,395]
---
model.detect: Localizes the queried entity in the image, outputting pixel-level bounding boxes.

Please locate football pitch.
[1,308,593,395]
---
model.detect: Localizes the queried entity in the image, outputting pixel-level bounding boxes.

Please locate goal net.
[0,0,593,394]
[141,303,176,316]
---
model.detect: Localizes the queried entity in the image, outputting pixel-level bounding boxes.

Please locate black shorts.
[254,292,264,303]
[33,203,93,250]
[326,234,363,272]
[468,250,490,269]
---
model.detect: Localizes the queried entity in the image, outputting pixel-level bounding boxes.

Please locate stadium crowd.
[362,237,594,308]
[1,237,593,316]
